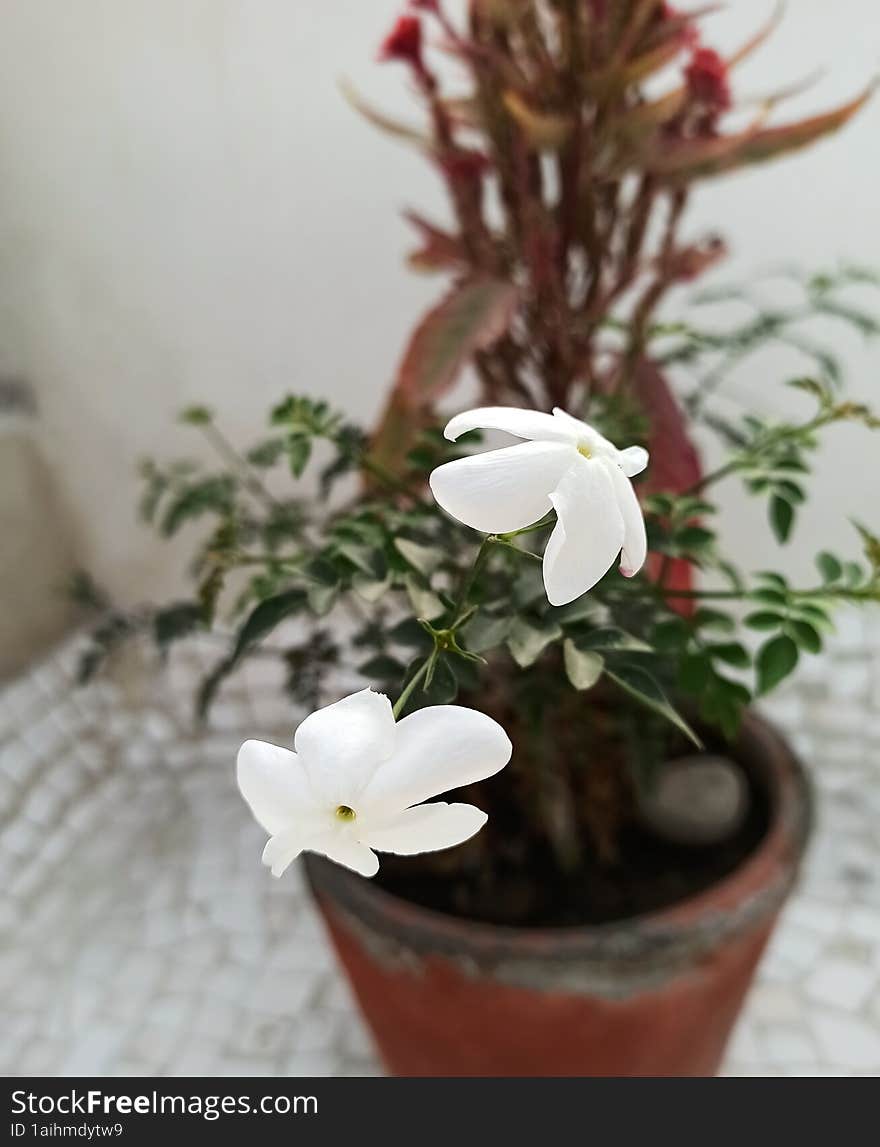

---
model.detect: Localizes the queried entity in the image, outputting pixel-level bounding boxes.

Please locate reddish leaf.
[394,275,520,404]
[727,1,785,71]
[633,359,702,616]
[617,38,686,87]
[339,79,430,149]
[633,358,702,497]
[404,212,468,273]
[502,90,573,150]
[645,85,874,179]
[368,390,433,480]
[618,87,688,134]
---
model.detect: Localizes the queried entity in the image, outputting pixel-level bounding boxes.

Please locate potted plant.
[76,2,880,1076]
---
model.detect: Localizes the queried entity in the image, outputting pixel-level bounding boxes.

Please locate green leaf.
[246,438,287,467]
[352,571,392,603]
[179,405,213,425]
[744,610,784,631]
[304,556,340,586]
[701,674,751,741]
[563,640,604,691]
[709,642,751,669]
[394,538,444,577]
[718,561,746,592]
[399,656,457,712]
[232,589,307,661]
[786,619,822,654]
[605,665,702,748]
[756,634,799,695]
[774,479,805,505]
[197,566,226,627]
[769,495,795,543]
[795,601,833,628]
[816,551,843,583]
[196,657,234,721]
[674,525,716,551]
[357,654,406,681]
[693,609,736,633]
[154,603,204,654]
[334,541,382,577]
[404,576,445,621]
[388,617,434,649]
[679,651,710,693]
[577,627,653,653]
[749,587,788,607]
[287,436,312,478]
[843,561,864,587]
[449,654,481,693]
[160,475,236,537]
[512,564,547,607]
[461,612,510,654]
[652,617,689,650]
[507,617,562,668]
[551,595,598,625]
[755,571,789,589]
[307,582,339,616]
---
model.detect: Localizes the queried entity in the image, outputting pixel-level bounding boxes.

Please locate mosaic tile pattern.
[1,615,879,1078]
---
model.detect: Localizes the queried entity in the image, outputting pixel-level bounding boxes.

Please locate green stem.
[684,412,833,497]
[391,526,523,717]
[200,423,280,510]
[230,553,305,568]
[450,536,497,627]
[449,517,554,625]
[613,583,879,604]
[392,653,436,719]
[503,513,555,539]
[685,460,741,497]
[494,538,542,562]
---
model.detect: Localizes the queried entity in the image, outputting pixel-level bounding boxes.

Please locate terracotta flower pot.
[304,712,812,1077]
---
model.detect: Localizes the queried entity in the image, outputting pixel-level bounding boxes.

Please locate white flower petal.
[261,829,309,878]
[444,406,579,444]
[552,408,620,459]
[317,835,380,878]
[543,456,625,606]
[550,407,591,438]
[293,688,395,803]
[430,440,574,534]
[362,705,512,813]
[361,802,487,856]
[607,460,648,578]
[237,740,316,836]
[617,445,649,477]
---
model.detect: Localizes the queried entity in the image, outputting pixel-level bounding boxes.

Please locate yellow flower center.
[577,444,593,459]
[335,805,357,822]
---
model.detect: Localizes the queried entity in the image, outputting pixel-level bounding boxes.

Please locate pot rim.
[303,709,813,965]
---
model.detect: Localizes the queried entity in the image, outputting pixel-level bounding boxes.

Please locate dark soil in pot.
[376,685,773,928]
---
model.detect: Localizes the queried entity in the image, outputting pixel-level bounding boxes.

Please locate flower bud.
[685,48,732,113]
[379,15,424,70]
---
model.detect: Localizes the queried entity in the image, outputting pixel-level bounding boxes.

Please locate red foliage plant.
[351,1,870,476]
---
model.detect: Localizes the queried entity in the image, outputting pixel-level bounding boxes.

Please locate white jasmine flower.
[237,688,512,878]
[429,406,649,606]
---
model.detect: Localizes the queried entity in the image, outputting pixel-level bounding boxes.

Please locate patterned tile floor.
[1,615,879,1078]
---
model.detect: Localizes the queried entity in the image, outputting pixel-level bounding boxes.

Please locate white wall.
[0,0,878,603]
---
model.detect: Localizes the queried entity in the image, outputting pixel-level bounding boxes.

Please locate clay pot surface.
[305,712,812,1077]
